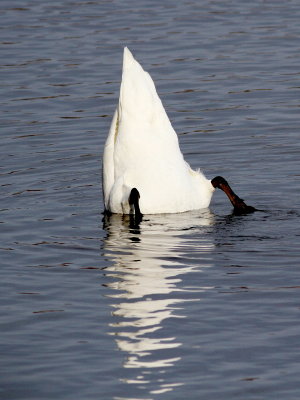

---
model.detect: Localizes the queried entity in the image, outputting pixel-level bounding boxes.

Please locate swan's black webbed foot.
[103,209,112,217]
[129,188,143,227]
[129,188,143,218]
[211,176,256,215]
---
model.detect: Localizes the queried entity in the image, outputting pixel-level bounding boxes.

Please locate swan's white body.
[103,48,214,214]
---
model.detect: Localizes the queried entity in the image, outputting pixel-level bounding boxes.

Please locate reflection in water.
[102,211,214,397]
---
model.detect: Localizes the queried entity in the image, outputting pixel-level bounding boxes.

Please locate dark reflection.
[101,210,215,396]
[128,213,143,231]
[212,207,268,249]
[103,212,142,237]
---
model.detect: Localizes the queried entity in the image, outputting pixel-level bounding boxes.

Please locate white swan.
[102,47,255,216]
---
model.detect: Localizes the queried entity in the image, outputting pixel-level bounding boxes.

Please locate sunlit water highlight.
[103,212,214,391]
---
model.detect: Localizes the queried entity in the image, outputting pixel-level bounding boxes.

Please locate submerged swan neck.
[211,176,256,214]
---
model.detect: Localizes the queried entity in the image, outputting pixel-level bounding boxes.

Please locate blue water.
[1,1,300,399]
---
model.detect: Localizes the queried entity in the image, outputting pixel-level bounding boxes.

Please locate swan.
[102,47,255,216]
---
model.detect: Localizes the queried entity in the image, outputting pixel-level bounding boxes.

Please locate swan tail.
[119,47,175,136]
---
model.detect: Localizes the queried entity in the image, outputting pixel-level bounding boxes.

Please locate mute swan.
[102,47,255,216]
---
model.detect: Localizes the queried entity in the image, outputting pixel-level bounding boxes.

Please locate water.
[1,1,299,399]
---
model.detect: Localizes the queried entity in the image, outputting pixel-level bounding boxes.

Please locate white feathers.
[102,47,214,214]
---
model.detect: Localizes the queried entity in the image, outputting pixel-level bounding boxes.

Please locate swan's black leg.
[129,188,143,217]
[102,209,112,217]
[129,188,143,227]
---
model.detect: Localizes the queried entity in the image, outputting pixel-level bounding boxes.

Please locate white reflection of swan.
[102,211,214,395]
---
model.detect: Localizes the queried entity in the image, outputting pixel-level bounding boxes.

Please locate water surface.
[1,1,300,399]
